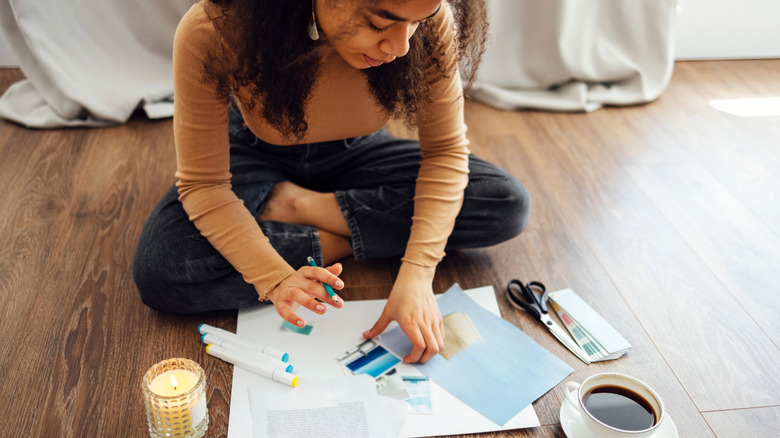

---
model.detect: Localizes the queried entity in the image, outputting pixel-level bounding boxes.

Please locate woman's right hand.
[264,263,345,328]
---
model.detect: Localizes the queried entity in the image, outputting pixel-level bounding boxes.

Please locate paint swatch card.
[402,376,433,414]
[548,288,632,362]
[282,321,313,335]
[337,339,401,379]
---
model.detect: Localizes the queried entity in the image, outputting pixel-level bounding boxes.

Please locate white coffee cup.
[563,373,665,438]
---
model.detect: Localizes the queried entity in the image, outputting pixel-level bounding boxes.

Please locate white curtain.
[0,0,679,127]
[0,0,192,128]
[471,0,678,112]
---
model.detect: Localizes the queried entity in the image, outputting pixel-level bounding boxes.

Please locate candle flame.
[170,374,178,391]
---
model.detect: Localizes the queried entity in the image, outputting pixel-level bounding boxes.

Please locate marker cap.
[273,369,299,388]
[264,346,289,362]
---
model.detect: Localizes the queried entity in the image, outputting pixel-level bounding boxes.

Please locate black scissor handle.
[506,279,547,319]
[527,281,548,312]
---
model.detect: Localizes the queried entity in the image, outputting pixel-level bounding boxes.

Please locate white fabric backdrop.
[0,0,192,128]
[471,0,678,112]
[0,0,679,128]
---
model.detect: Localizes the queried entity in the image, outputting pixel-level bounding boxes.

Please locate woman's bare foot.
[259,181,350,236]
[258,181,311,222]
[320,230,353,264]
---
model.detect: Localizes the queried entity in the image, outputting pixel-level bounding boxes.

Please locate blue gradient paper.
[345,345,401,378]
[379,284,573,426]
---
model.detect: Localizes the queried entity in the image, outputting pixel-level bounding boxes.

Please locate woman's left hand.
[362,262,444,364]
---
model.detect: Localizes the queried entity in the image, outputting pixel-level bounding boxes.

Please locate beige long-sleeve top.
[172,1,470,300]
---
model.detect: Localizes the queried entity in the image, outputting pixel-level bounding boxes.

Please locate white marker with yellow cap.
[205,343,299,388]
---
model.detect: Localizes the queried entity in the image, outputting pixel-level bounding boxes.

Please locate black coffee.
[582,385,656,431]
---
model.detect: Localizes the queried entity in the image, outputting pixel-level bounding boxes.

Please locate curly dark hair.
[203,0,488,140]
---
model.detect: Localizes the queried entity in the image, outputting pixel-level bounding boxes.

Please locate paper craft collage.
[226,284,574,438]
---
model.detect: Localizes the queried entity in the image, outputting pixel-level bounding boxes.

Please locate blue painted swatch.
[345,345,400,378]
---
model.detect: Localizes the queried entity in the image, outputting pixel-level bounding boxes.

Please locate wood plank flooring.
[1,59,778,437]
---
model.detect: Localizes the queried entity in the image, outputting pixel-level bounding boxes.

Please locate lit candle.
[149,369,198,396]
[143,358,208,438]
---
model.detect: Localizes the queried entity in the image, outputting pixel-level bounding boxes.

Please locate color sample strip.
[402,376,433,414]
[551,303,606,361]
[283,321,314,335]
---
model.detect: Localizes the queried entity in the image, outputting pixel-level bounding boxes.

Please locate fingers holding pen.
[265,264,345,327]
[305,259,345,307]
[296,264,346,308]
[301,273,344,308]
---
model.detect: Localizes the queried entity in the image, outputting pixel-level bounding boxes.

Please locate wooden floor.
[1,60,779,437]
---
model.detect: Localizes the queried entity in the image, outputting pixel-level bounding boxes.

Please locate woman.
[133,0,530,364]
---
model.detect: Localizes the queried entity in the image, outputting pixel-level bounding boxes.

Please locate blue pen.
[307,256,339,302]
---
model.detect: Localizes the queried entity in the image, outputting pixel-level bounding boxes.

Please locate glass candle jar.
[142,358,208,438]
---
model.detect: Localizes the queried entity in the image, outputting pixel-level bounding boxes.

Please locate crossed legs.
[259,181,353,264]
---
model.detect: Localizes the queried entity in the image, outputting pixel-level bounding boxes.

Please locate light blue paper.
[379,284,573,426]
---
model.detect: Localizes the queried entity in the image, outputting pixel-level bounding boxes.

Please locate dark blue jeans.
[133,105,530,313]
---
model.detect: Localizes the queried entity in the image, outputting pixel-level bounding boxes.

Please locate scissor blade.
[541,315,591,365]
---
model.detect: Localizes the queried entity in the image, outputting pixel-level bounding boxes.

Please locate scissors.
[506,279,590,365]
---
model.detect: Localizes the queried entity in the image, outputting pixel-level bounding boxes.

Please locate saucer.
[559,399,678,438]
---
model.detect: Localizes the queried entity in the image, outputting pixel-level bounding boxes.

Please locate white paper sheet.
[227,286,540,437]
[249,375,408,438]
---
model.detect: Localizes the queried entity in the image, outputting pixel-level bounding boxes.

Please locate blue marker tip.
[201,333,206,342]
[198,323,204,332]
[282,352,289,362]
[285,364,293,373]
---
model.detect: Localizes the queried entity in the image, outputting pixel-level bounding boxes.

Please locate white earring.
[308,0,320,40]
